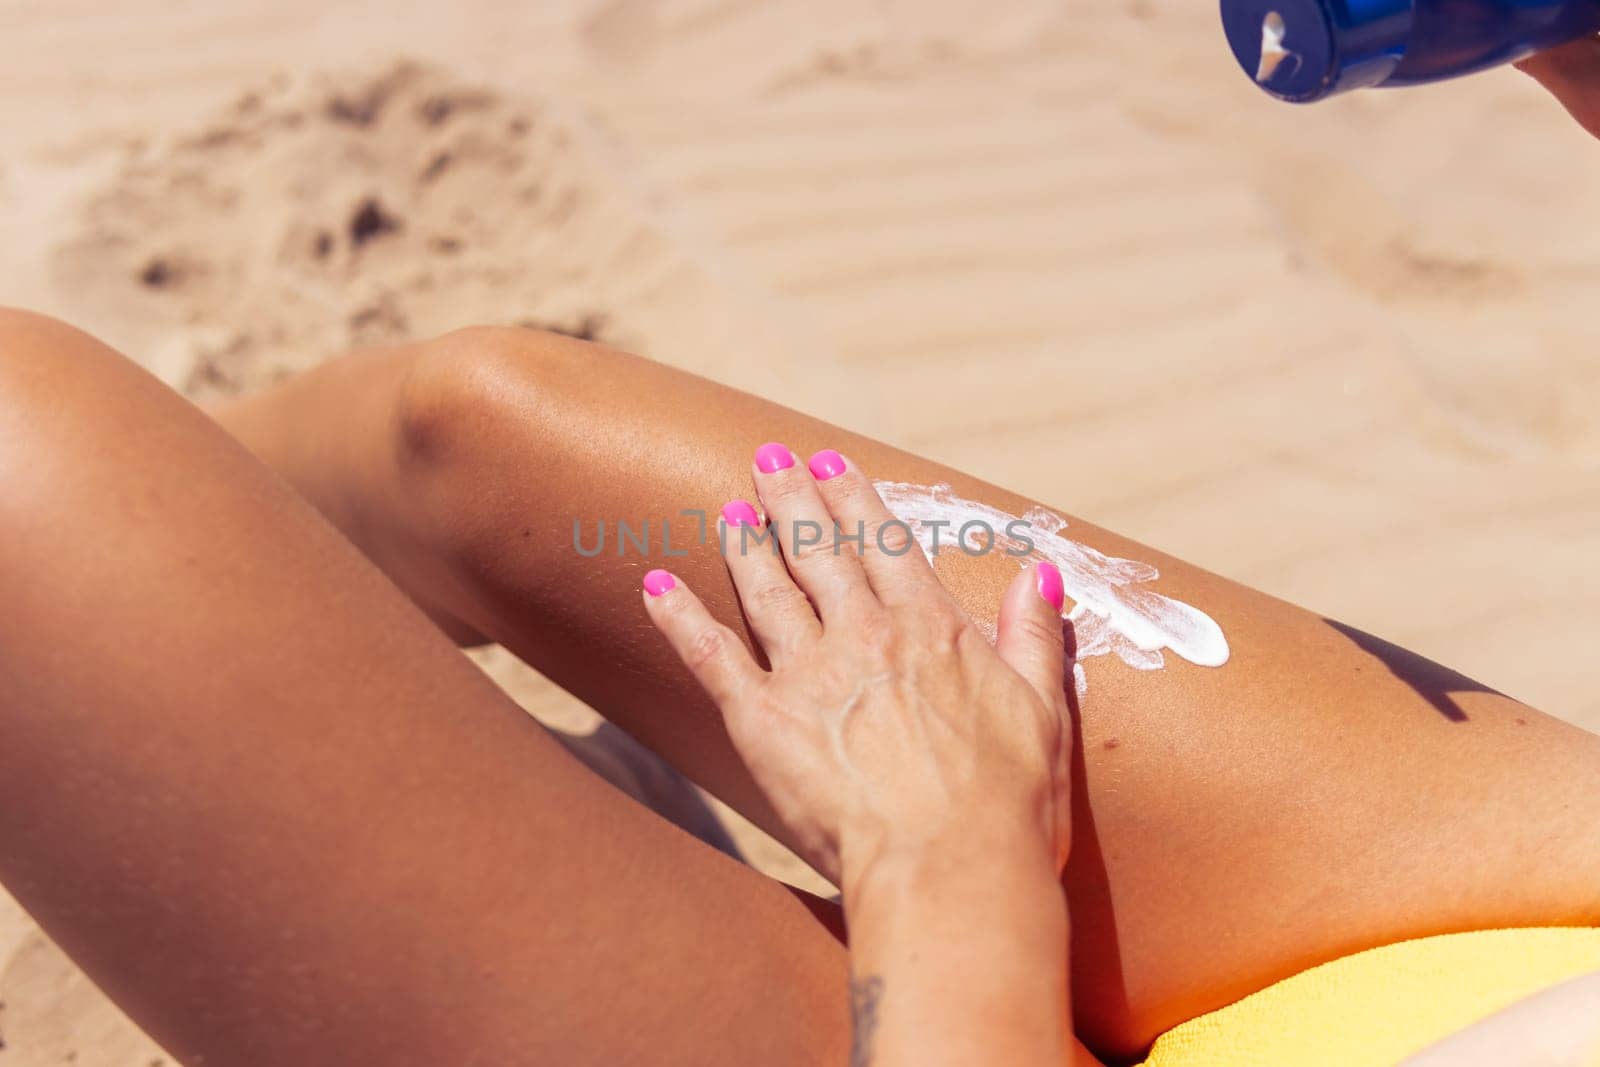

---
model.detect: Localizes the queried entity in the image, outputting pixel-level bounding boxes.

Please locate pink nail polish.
[1036,561,1065,614]
[721,500,761,527]
[754,442,795,473]
[643,569,677,597]
[808,449,847,481]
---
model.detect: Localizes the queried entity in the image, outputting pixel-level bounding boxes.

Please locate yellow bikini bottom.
[1138,927,1600,1067]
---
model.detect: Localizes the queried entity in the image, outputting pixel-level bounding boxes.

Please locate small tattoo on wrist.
[849,972,885,1067]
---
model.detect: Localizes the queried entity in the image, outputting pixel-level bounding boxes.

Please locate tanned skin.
[221,324,1600,1056]
[1520,35,1600,140]
[1,308,1598,1063]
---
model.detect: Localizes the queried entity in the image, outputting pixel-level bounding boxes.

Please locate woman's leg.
[0,309,848,1066]
[218,324,1600,1056]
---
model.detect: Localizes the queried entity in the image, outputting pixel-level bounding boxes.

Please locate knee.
[0,307,84,388]
[382,324,612,577]
[0,307,101,442]
[393,325,587,470]
[0,305,59,338]
[0,308,169,493]
[0,307,143,398]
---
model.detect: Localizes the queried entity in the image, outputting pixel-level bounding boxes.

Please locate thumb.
[994,560,1069,707]
[1518,36,1600,141]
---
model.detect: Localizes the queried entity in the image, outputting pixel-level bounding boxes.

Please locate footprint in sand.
[50,61,744,402]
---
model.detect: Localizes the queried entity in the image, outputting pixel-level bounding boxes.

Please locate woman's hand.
[1520,36,1600,141]
[642,443,1073,890]
[645,444,1091,1067]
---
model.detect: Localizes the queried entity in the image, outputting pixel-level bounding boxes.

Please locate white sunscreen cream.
[873,481,1230,695]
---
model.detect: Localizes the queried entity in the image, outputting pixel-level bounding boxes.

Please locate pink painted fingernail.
[808,449,847,481]
[1036,561,1065,613]
[754,442,795,473]
[721,499,760,527]
[643,569,677,597]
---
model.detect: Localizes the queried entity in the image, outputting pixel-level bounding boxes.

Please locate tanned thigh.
[0,309,848,1067]
[222,326,1600,1058]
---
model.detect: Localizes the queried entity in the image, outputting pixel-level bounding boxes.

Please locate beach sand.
[2,1,1598,1061]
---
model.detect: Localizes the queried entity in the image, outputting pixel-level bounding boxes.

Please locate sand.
[2,1,1599,1061]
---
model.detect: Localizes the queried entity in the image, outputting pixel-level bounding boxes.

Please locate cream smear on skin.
[873,481,1230,695]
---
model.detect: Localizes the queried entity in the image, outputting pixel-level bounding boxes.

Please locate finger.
[641,568,763,707]
[717,499,820,663]
[750,442,876,623]
[803,449,947,608]
[994,561,1069,707]
[1518,36,1600,140]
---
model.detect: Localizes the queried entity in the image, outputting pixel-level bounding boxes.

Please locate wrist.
[840,811,1060,911]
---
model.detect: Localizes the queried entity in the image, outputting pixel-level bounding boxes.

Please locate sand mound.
[52,61,752,401]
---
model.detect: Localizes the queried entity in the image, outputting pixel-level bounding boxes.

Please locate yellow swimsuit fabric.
[1138,927,1600,1067]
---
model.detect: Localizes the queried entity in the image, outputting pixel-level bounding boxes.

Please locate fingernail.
[807,449,847,481]
[754,442,795,473]
[1036,561,1065,613]
[721,499,761,527]
[643,569,677,597]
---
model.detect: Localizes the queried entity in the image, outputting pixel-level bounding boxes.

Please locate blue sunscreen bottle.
[1221,0,1600,102]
